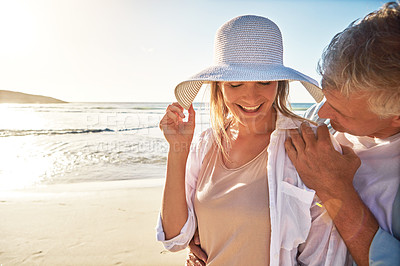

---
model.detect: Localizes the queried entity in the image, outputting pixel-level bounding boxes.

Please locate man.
[285,2,400,265]
[187,2,400,265]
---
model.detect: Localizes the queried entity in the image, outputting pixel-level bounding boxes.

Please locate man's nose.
[318,102,332,119]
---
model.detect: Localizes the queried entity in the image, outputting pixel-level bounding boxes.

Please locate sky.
[0,0,387,103]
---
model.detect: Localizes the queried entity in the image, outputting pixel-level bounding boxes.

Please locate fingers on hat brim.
[175,81,203,110]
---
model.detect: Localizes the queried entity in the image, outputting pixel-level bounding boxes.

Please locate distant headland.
[0,90,67,104]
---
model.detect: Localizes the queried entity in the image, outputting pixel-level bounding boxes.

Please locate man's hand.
[285,123,379,266]
[185,229,207,266]
[284,123,361,201]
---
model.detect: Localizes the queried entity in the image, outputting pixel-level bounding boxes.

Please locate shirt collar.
[275,109,302,130]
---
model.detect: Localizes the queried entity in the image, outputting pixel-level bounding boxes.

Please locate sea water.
[0,102,313,190]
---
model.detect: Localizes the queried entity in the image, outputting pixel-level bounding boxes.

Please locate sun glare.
[0,1,36,56]
[0,104,46,131]
[0,105,51,190]
[0,136,53,190]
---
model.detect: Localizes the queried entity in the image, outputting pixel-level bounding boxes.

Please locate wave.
[3,103,169,111]
[0,125,160,137]
[33,109,166,114]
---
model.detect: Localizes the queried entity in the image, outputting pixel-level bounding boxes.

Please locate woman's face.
[220,81,278,130]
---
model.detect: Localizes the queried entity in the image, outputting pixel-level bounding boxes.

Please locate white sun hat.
[174,15,323,110]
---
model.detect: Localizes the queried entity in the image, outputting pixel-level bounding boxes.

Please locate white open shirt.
[156,112,351,265]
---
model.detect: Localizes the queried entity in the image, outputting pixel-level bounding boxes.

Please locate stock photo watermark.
[84,139,169,154]
[85,105,211,136]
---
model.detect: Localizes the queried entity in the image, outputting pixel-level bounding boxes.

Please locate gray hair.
[319,1,400,117]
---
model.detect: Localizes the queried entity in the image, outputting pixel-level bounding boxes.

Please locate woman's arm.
[161,149,191,239]
[159,103,195,239]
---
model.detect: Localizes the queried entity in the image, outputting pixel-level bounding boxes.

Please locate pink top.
[194,142,270,265]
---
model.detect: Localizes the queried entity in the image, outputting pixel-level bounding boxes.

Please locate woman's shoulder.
[198,127,214,139]
[190,128,214,154]
[186,128,215,173]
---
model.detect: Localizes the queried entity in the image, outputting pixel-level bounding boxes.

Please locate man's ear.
[391,115,400,127]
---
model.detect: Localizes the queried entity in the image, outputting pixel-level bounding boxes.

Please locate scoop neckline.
[218,144,269,171]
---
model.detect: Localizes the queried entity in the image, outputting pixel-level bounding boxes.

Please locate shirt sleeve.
[155,205,197,252]
[368,171,400,265]
[297,196,352,265]
[155,130,211,252]
[369,229,400,265]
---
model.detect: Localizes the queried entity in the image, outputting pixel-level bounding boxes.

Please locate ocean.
[0,102,313,190]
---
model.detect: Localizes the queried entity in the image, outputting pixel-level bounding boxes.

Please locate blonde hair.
[209,81,307,158]
[319,1,400,118]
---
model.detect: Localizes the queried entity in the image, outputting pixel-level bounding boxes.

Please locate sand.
[0,180,187,265]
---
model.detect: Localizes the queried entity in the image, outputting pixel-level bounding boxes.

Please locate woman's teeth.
[239,104,262,112]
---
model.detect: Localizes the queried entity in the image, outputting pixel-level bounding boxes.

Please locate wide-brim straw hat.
[175,15,323,110]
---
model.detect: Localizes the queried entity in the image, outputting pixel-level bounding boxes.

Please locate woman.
[156,15,350,265]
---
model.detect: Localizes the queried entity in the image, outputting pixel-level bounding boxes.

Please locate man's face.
[318,89,397,138]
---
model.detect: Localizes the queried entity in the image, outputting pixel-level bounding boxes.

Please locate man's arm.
[284,123,378,266]
[297,194,351,265]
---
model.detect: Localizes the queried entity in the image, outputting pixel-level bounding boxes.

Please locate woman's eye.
[259,82,271,85]
[230,84,242,88]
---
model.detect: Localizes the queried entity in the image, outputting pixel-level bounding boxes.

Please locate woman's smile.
[237,103,264,114]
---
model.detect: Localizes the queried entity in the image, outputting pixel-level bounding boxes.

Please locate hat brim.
[175,63,323,110]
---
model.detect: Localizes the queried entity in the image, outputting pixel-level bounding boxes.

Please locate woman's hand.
[159,103,196,154]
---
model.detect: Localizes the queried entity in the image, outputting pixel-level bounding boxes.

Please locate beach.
[0,102,203,266]
[0,102,312,265]
[0,180,187,265]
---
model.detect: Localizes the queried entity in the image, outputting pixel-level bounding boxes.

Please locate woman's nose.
[245,83,258,99]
